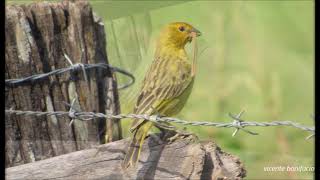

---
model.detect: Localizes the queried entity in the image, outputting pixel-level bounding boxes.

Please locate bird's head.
[158,22,201,49]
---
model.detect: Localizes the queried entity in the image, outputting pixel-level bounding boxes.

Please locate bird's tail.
[122,126,149,169]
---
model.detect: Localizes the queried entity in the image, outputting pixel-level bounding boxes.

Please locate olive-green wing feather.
[130,56,193,132]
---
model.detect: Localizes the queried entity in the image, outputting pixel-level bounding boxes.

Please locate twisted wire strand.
[5,63,135,90]
[5,109,314,138]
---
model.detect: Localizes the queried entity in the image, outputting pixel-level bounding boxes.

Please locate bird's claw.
[165,130,198,144]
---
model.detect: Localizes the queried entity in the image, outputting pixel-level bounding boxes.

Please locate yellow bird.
[122,22,201,169]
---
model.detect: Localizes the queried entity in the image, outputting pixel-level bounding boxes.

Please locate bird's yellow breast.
[154,57,194,117]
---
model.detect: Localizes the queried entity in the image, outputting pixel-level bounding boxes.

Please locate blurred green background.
[7,0,314,179]
[94,1,314,179]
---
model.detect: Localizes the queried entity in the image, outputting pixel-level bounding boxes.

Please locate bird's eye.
[179,26,185,32]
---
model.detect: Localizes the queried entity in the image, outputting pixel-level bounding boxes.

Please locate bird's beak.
[190,28,201,37]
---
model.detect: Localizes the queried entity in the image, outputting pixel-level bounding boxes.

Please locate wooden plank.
[5,135,246,179]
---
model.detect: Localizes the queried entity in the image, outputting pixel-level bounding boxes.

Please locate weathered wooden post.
[5,0,121,167]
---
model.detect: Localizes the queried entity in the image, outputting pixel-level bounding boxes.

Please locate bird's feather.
[130,55,193,132]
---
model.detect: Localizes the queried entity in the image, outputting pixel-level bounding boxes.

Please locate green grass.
[7,0,314,179]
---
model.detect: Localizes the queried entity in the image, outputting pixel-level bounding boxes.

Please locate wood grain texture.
[6,135,246,180]
[5,0,121,167]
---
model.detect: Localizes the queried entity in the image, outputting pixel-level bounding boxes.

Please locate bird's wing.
[130,56,193,132]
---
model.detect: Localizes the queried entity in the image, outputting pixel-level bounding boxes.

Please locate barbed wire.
[5,61,135,90]
[5,109,315,140]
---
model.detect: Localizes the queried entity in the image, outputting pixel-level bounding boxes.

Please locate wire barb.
[64,53,89,85]
[305,134,314,140]
[229,110,258,137]
[68,98,77,126]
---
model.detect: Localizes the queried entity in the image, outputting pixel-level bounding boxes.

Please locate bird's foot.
[164,129,198,144]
